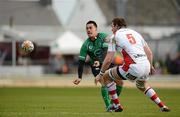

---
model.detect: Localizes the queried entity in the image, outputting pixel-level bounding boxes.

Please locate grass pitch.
[0,87,179,117]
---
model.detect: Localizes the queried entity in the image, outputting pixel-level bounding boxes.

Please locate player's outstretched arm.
[73,60,84,85]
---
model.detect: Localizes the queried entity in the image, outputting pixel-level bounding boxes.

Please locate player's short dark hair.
[112,17,127,28]
[86,20,97,28]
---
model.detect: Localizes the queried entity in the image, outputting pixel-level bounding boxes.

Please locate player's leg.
[136,80,170,112]
[128,62,170,112]
[115,79,123,96]
[103,67,125,112]
[91,65,111,111]
[107,77,123,112]
[100,72,123,112]
[109,64,123,97]
[100,84,111,110]
[109,67,126,97]
[106,79,123,112]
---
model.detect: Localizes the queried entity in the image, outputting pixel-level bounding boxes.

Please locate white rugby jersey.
[108,28,148,67]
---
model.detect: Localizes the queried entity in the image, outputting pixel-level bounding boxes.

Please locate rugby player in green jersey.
[73,20,123,112]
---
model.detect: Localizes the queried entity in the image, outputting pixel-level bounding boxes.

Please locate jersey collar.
[89,33,99,42]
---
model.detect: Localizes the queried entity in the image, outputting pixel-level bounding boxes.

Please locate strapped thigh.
[108,67,127,81]
[108,68,115,81]
[116,67,126,80]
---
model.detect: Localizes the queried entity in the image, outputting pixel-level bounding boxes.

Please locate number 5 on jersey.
[126,34,136,44]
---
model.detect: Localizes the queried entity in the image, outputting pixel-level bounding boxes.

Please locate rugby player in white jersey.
[95,17,170,112]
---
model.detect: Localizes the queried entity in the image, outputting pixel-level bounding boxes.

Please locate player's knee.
[136,80,145,91]
[108,69,115,81]
[116,79,123,86]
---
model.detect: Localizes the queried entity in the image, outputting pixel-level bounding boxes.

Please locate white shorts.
[118,60,150,82]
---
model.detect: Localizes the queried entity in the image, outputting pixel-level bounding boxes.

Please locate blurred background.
[0,0,179,87]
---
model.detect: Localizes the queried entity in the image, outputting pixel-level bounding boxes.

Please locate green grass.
[0,87,179,117]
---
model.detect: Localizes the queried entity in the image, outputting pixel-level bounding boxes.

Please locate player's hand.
[150,66,155,75]
[95,74,103,85]
[73,78,82,85]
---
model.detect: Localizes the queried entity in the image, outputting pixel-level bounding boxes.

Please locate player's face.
[111,23,119,34]
[86,24,97,39]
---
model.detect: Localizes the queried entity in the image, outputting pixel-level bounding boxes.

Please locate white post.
[12,40,16,66]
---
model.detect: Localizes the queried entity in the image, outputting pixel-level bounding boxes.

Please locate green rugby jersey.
[79,33,108,65]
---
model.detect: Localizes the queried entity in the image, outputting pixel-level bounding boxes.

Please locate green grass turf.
[0,87,179,117]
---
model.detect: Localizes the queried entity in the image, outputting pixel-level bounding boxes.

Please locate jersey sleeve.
[100,32,108,39]
[108,35,116,52]
[79,43,87,61]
